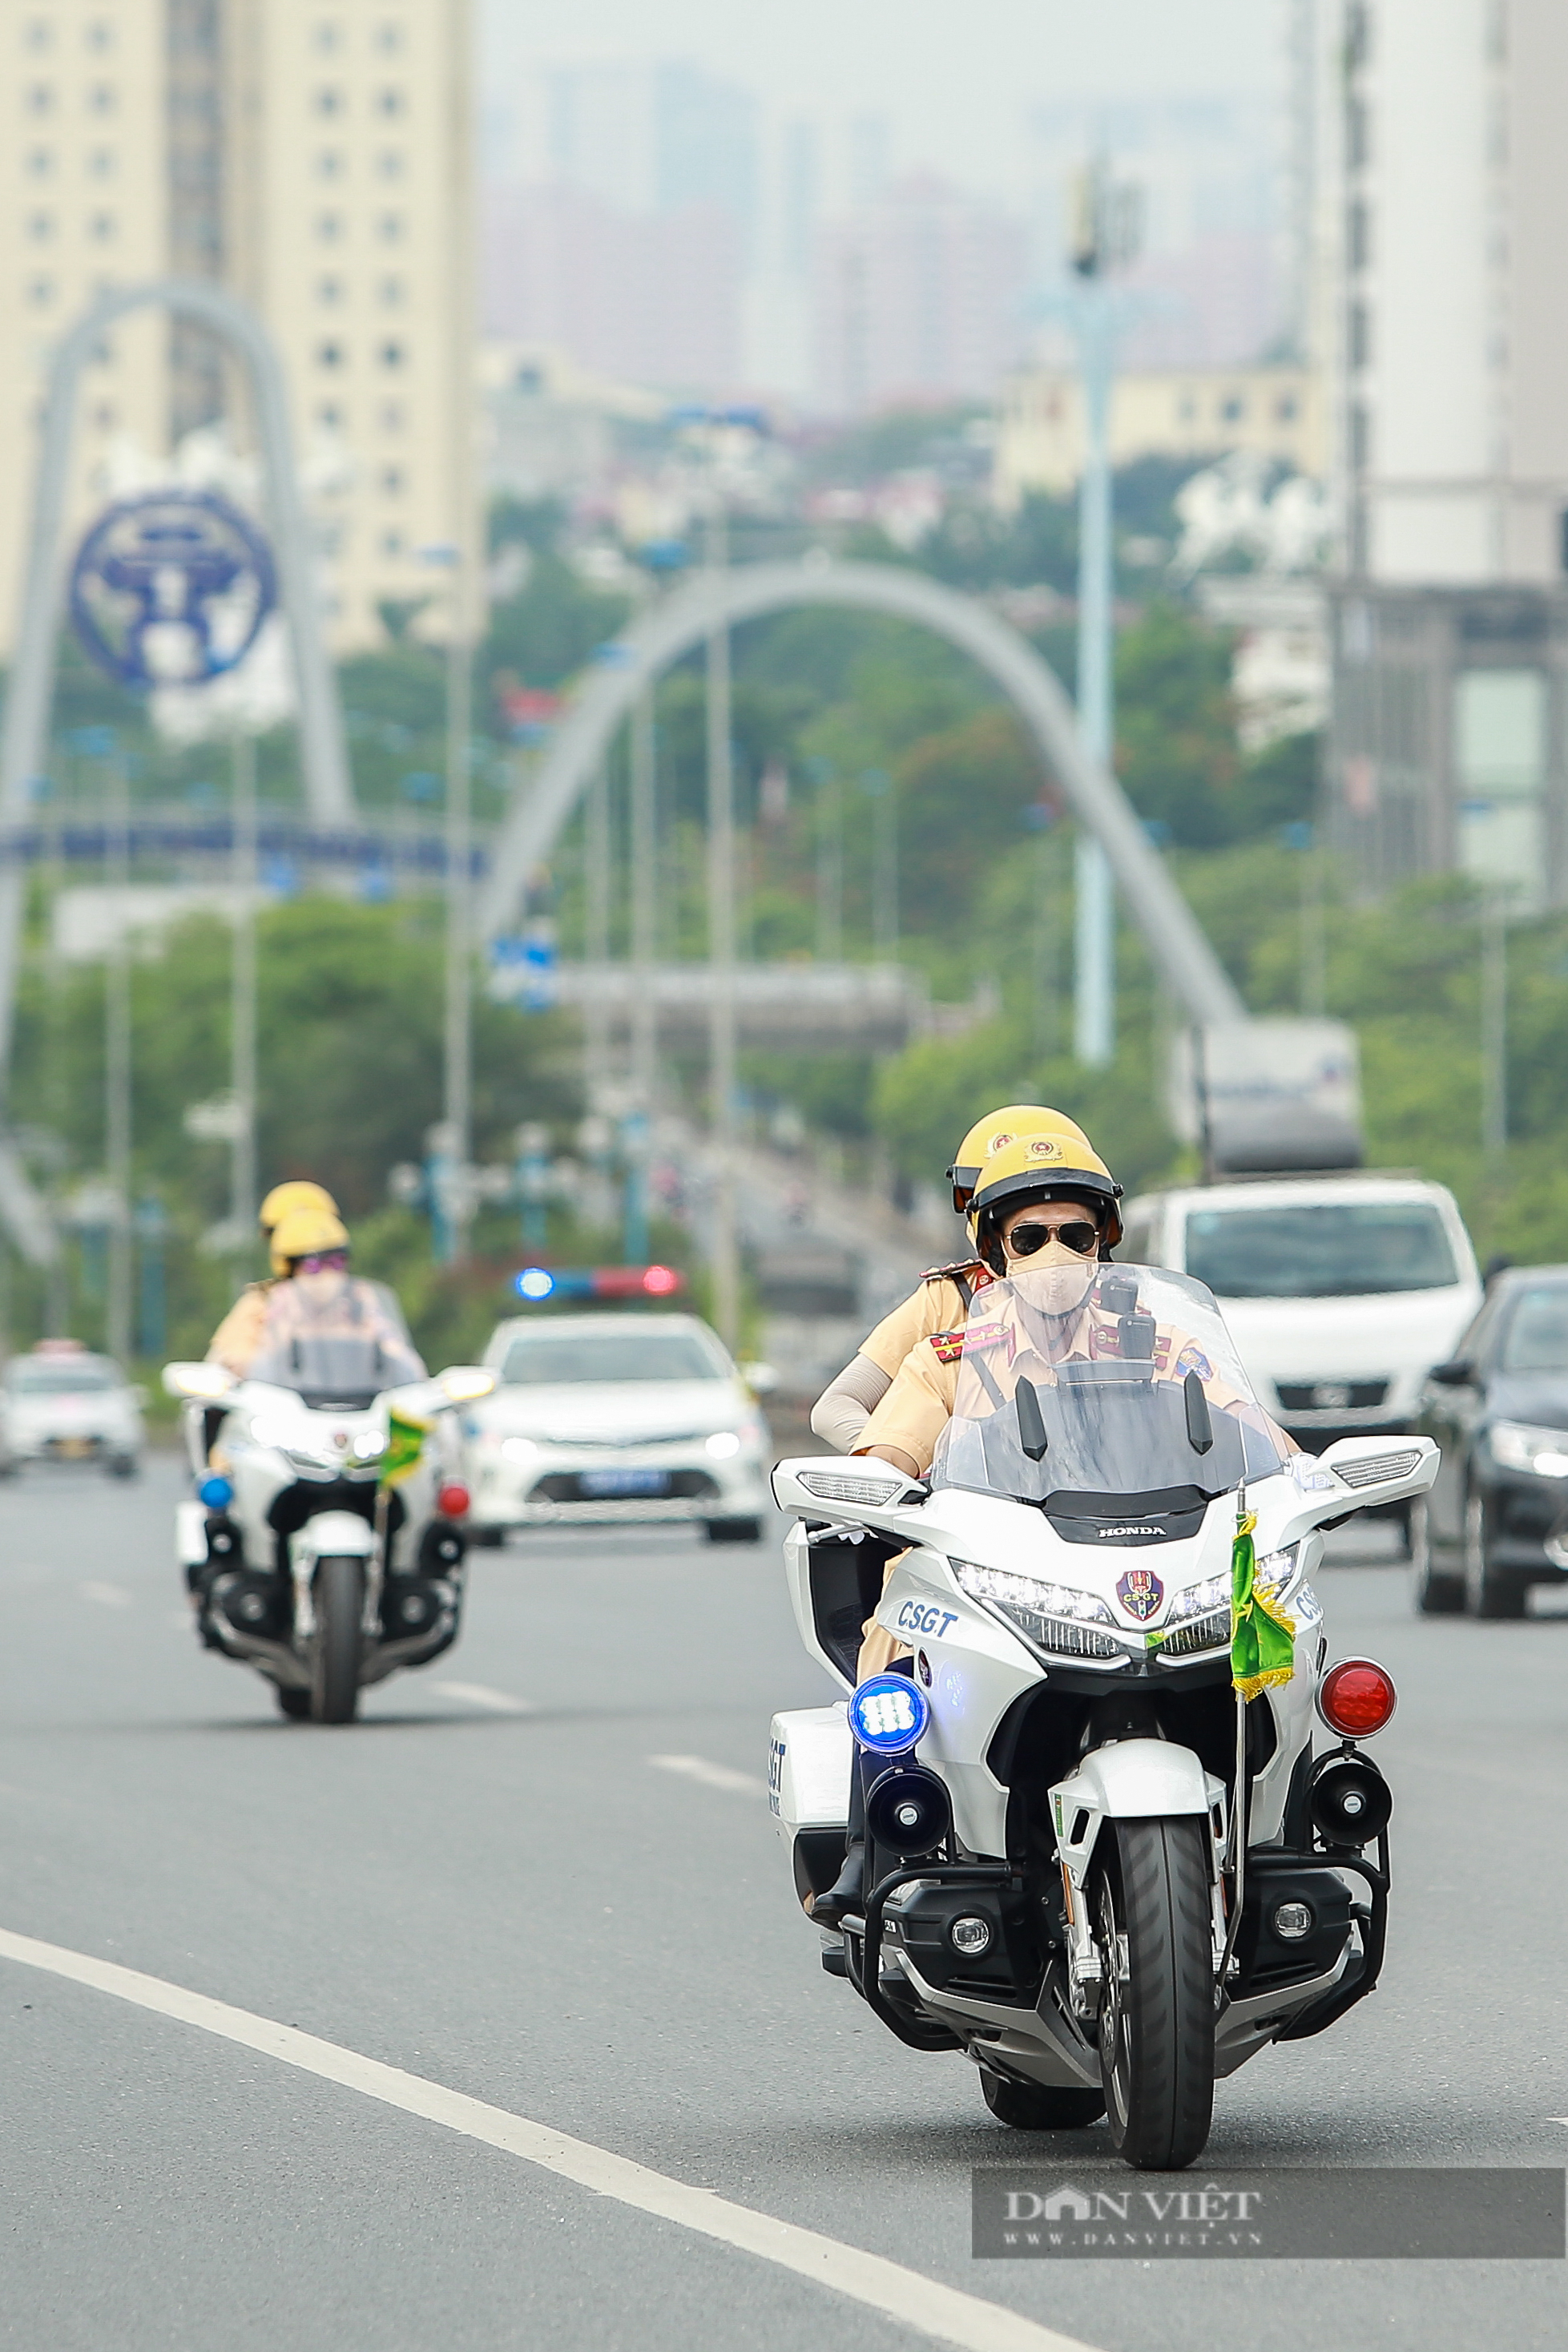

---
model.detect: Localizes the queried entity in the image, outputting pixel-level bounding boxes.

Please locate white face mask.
[1010,1251,1098,1317]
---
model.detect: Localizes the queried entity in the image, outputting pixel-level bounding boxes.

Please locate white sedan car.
[0,1342,144,1478]
[464,1313,771,1544]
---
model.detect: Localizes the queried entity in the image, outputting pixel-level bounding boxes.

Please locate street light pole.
[105,743,131,1362]
[705,499,740,1351]
[1481,886,1508,1164]
[230,728,258,1247]
[626,684,657,1266]
[441,549,473,1263]
[1074,284,1115,1068]
[1066,155,1141,1071]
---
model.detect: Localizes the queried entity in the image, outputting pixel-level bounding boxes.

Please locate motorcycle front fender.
[1050,1737,1223,1884]
[288,1509,377,1571]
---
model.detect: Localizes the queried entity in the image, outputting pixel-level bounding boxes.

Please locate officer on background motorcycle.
[228,1205,425,1386]
[808,1106,1094,1452]
[206,1180,341,1375]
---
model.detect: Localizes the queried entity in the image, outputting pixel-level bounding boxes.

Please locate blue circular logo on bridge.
[68,488,277,688]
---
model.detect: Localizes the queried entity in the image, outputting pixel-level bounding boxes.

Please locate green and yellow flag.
[379,1406,433,1490]
[1230,1494,1296,1701]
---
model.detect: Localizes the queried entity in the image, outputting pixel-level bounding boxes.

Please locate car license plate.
[579,1468,671,1498]
[56,1438,94,1458]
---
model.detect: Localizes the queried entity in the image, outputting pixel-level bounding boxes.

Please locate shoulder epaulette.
[929,1328,966,1363]
[920,1257,987,1286]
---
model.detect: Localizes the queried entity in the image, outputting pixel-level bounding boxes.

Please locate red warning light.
[642,1264,680,1295]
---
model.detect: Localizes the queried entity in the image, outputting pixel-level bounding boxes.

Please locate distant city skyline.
[480,0,1279,207]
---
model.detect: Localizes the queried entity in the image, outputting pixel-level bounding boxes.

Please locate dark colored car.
[1414,1269,1568,1617]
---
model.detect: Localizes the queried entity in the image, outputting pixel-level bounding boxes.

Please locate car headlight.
[705,1430,742,1459]
[951,1559,1116,1626]
[500,1436,539,1464]
[352,1430,385,1460]
[1489,1420,1568,1478]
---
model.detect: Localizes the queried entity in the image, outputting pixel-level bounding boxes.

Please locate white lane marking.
[649,1753,765,1797]
[0,1926,1094,2352]
[81,1581,133,1608]
[429,1681,536,1716]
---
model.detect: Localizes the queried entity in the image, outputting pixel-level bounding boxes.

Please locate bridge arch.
[476,558,1244,1028]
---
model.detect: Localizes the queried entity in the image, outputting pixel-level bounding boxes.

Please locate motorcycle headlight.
[1166,1571,1230,1624]
[951,1559,1116,1626]
[1489,1420,1568,1478]
[1255,1545,1300,1604]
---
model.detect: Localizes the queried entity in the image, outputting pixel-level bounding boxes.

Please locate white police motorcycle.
[165,1337,494,1723]
[769,1265,1436,2169]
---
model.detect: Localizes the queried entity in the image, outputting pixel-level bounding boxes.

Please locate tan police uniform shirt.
[206,1281,276,1377]
[857,1261,994,1378]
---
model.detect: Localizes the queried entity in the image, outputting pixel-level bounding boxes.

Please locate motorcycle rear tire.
[1094,1816,1215,2171]
[275,1685,312,1721]
[311,1555,364,1724]
[979,2067,1106,2131]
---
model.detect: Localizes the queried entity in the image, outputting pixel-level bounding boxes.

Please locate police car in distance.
[0,1339,145,1478]
[462,1312,772,1544]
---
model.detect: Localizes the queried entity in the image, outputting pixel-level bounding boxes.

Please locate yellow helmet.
[947,1104,1093,1215]
[260,1180,338,1236]
[965,1130,1123,1271]
[268,1204,350,1273]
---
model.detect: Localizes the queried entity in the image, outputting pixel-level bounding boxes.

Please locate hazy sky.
[484,0,1281,196]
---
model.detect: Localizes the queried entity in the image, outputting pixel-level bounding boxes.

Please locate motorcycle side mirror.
[163,1361,236,1401]
[738,1360,778,1395]
[1016,1376,1050,1462]
[1427,1359,1474,1387]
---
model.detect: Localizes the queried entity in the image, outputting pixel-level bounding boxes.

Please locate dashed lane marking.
[649,1753,765,1797]
[80,1582,133,1608]
[0,1926,1098,2352]
[429,1681,536,1716]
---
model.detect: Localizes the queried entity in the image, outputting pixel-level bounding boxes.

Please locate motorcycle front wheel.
[1093,1817,1215,2170]
[311,1555,365,1724]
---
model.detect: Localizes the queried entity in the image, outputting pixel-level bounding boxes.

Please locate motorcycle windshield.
[246,1271,425,1401]
[929,1262,1288,1507]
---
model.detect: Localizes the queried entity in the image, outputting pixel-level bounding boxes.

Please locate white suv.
[1119,1172,1481,1462]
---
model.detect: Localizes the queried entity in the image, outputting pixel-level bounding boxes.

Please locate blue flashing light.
[198,1475,233,1511]
[515,1266,555,1301]
[848,1673,929,1757]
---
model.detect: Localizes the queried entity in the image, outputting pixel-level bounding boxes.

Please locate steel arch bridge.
[476,558,1244,1029]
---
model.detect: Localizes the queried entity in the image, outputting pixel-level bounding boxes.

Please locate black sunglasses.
[1005,1219,1101,1260]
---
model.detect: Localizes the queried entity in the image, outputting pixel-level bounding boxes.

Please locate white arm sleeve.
[809,1354,893,1452]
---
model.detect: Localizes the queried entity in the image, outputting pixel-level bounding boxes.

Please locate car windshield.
[499,1331,723,1386]
[6,1359,118,1394]
[930,1265,1288,1507]
[1499,1288,1568,1372]
[1183,1202,1458,1299]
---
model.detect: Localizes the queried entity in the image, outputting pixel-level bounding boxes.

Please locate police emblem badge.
[1115,1564,1164,1621]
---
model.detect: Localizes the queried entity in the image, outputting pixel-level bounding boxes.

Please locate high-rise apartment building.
[812,175,1030,416]
[1319,0,1568,906]
[0,0,474,656]
[484,58,755,396]
[0,2,171,652]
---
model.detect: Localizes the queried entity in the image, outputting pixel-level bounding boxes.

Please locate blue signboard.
[69,488,276,688]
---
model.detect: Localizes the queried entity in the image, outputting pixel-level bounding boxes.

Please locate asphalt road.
[0,1461,1564,2352]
